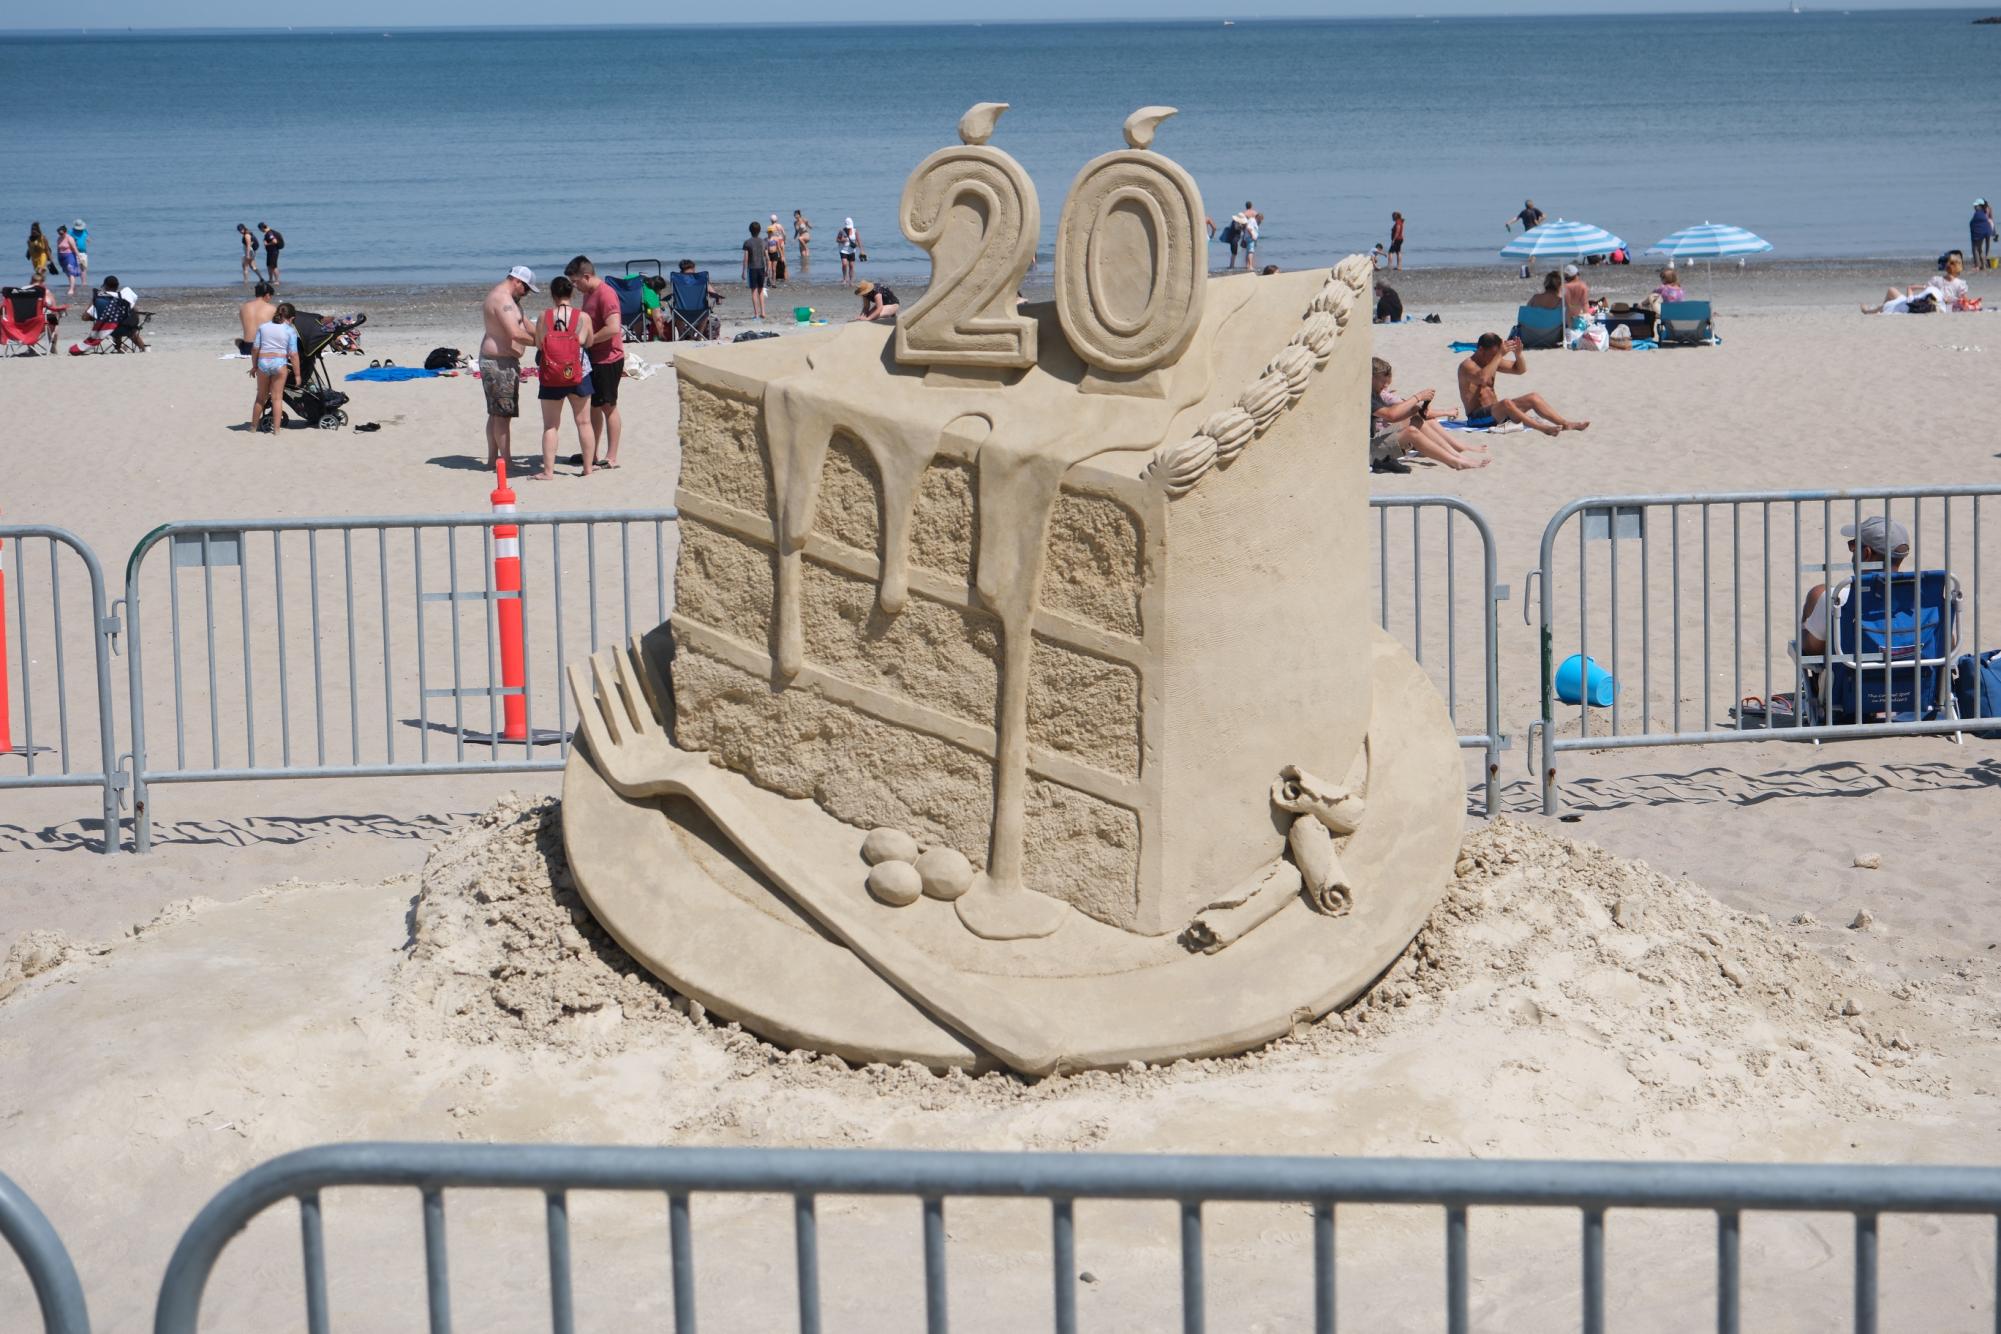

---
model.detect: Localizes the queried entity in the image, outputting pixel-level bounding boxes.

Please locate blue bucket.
[1555,654,1616,707]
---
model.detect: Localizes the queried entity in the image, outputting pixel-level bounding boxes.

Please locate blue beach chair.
[669,270,719,342]
[1805,569,1962,726]
[1656,300,1716,346]
[1514,304,1564,349]
[604,274,649,343]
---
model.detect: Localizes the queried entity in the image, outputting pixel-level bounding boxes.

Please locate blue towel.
[1448,341,1479,353]
[1444,415,1496,431]
[343,366,442,382]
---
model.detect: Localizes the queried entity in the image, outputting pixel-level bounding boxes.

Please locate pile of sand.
[396,797,1938,1131]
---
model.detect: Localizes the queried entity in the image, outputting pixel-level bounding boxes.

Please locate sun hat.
[1562,263,1580,278]
[71,218,86,230]
[508,265,538,292]
[856,282,875,296]
[1840,515,1911,556]
[1978,198,1990,208]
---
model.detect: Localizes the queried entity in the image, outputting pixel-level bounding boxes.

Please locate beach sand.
[3,260,1999,1327]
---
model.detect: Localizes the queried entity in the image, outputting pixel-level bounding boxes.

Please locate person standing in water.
[836,217,859,285]
[54,225,81,297]
[69,219,88,285]
[237,224,261,285]
[25,223,51,282]
[1388,211,1405,271]
[793,209,812,269]
[258,222,285,286]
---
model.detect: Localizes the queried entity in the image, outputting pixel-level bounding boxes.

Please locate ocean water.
[2,12,1995,288]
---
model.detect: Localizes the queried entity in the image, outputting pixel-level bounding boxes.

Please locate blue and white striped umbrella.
[1646,223,1773,260]
[1500,219,1625,260]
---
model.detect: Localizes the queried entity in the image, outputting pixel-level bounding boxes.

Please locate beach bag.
[1220,220,1240,245]
[1952,650,2001,721]
[1571,324,1608,352]
[422,346,461,371]
[539,310,583,388]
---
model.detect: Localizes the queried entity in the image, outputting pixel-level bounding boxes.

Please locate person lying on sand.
[1862,253,1968,314]
[1371,357,1489,472]
[1457,333,1589,437]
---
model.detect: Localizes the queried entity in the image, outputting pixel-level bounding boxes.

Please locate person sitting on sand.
[854,281,899,322]
[1457,333,1589,437]
[1862,253,1968,314]
[675,259,724,340]
[237,280,276,355]
[1373,280,1403,323]
[1371,357,1489,472]
[1654,268,1685,303]
[1560,263,1591,324]
[1525,271,1563,310]
[1799,515,1909,657]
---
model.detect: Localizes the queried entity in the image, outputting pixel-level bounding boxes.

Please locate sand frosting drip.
[395,800,1943,1129]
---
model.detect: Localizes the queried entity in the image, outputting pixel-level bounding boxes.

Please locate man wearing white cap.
[479,266,539,467]
[1799,514,1910,656]
[1560,262,1590,325]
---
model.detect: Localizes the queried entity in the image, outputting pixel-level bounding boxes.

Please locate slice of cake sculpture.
[562,105,1463,1074]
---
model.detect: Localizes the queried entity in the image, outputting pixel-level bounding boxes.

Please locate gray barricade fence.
[1368,496,1506,813]
[152,1141,2001,1334]
[0,1171,91,1334]
[1528,487,2001,813]
[0,525,121,854]
[121,510,679,851]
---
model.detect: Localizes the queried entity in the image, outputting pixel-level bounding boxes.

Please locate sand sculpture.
[561,105,1465,1074]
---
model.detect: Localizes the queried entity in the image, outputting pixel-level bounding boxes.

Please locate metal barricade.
[1528,487,2000,812]
[0,1171,91,1334]
[1368,497,1506,813]
[153,1141,2001,1334]
[121,510,677,852]
[0,525,121,855]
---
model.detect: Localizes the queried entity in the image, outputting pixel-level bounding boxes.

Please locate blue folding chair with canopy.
[1656,301,1716,346]
[1514,304,1564,349]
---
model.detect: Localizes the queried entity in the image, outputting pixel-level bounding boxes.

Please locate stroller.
[284,311,367,429]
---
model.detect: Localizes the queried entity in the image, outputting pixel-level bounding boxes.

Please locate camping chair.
[1657,300,1715,346]
[605,274,649,343]
[668,270,720,342]
[1800,569,1962,728]
[1514,304,1564,350]
[1,287,60,356]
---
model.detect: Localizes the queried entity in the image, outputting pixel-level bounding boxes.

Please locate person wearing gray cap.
[479,265,539,467]
[1799,515,1910,656]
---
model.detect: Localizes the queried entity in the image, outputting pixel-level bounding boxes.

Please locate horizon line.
[3,5,1995,33]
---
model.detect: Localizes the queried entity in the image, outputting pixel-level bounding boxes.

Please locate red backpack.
[540,306,583,388]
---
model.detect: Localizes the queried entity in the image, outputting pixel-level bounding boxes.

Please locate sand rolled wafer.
[1332,253,1375,291]
[1201,407,1257,464]
[1238,373,1289,431]
[1288,814,1352,917]
[1268,345,1315,400]
[1295,311,1341,360]
[1147,435,1218,499]
[1181,858,1305,954]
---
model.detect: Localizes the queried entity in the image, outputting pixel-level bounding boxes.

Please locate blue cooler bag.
[1952,649,2001,727]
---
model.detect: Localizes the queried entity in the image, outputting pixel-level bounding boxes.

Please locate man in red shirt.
[565,255,624,469]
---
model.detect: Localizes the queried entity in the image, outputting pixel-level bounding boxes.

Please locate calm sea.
[2,12,1995,288]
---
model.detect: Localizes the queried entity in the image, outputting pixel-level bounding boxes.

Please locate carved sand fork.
[566,640,1069,1076]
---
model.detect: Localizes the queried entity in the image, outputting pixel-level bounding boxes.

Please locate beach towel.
[1440,417,1527,435]
[343,366,443,382]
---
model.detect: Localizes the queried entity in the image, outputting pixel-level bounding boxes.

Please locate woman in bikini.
[793,210,812,269]
[237,224,261,285]
[248,302,300,435]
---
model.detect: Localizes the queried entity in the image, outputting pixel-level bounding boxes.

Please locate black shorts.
[266,247,283,267]
[235,337,254,355]
[1389,238,1404,254]
[590,361,623,407]
[747,269,767,292]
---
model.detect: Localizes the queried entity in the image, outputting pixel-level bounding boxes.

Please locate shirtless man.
[236,280,276,355]
[479,266,538,467]
[1456,333,1589,438]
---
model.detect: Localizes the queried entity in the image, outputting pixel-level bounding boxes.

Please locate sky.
[6,0,1991,26]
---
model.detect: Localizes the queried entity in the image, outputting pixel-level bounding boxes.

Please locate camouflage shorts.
[480,357,521,419]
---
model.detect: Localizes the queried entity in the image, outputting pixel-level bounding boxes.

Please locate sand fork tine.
[589,653,627,747]
[566,661,612,761]
[613,639,657,738]
[627,634,670,730]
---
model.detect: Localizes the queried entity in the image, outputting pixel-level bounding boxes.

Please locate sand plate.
[561,630,1462,1072]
